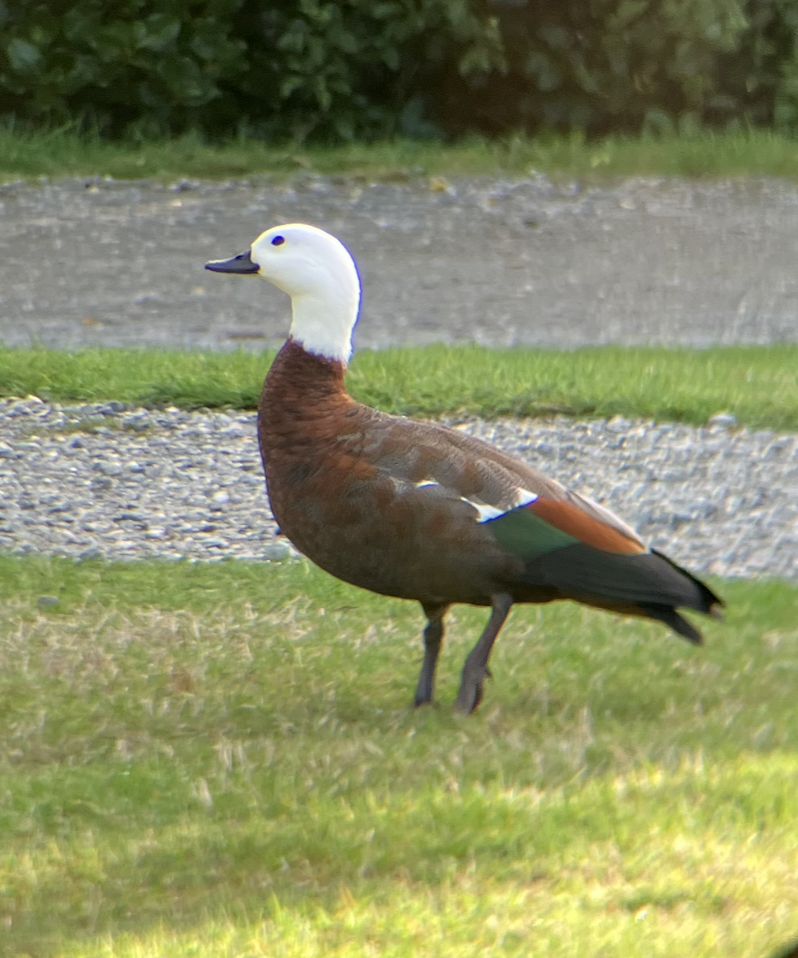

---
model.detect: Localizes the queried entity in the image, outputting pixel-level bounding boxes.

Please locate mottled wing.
[358,413,721,640]
[362,413,645,545]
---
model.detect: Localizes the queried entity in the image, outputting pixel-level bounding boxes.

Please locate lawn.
[6,127,798,184]
[2,343,798,431]
[0,556,796,957]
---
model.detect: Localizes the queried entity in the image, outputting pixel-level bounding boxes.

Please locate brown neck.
[262,337,351,404]
[258,338,357,460]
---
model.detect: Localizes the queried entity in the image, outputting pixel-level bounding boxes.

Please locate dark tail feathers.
[651,549,724,618]
[518,544,724,644]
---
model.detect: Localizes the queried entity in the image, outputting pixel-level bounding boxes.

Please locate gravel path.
[2,396,796,581]
[2,175,798,352]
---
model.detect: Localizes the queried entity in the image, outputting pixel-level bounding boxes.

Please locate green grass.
[0,555,796,957]
[2,344,797,431]
[6,126,798,183]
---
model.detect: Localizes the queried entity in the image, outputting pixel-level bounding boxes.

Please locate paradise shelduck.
[206,224,723,713]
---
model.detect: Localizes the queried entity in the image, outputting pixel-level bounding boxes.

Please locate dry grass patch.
[0,558,796,956]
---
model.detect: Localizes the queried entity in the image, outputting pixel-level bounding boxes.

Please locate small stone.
[605,416,633,434]
[98,401,127,415]
[262,541,291,560]
[93,460,123,476]
[170,178,201,192]
[219,425,246,438]
[708,412,737,428]
[37,595,59,608]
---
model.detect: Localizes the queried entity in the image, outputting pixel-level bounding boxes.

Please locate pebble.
[0,396,796,580]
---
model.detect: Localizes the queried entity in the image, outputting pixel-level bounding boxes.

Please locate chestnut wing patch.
[527,498,646,554]
[483,497,646,560]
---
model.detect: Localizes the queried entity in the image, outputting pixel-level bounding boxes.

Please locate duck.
[206,223,723,714]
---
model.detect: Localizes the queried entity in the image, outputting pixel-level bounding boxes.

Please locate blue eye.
[271,235,285,246]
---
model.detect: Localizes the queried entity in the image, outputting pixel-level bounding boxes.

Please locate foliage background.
[1,0,798,142]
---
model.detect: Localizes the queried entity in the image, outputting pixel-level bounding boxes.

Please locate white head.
[206,223,361,364]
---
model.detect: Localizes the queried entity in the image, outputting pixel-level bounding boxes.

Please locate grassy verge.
[1,344,797,431]
[0,555,796,957]
[5,127,798,183]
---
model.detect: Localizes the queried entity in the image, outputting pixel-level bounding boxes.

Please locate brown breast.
[257,339,520,606]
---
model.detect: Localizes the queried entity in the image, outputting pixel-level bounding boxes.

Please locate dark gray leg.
[455,593,514,714]
[414,603,448,707]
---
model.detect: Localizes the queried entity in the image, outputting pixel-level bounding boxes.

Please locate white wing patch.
[465,501,507,522]
[467,488,538,523]
[414,480,538,523]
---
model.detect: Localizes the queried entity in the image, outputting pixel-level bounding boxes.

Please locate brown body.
[259,341,719,624]
[259,341,514,606]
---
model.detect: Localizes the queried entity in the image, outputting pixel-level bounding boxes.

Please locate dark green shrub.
[2,0,798,140]
[438,0,749,136]
[0,0,502,139]
[714,0,798,130]
[230,0,504,141]
[0,0,249,137]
